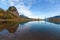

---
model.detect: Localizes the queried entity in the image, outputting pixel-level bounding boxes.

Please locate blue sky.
[0,0,60,19]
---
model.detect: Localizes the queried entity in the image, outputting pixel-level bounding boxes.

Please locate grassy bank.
[0,18,43,23]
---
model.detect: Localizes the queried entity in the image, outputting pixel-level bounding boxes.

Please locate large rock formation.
[0,6,20,19]
[0,8,8,19]
[7,6,19,17]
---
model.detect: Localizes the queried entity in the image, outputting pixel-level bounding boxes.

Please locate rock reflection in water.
[0,21,60,40]
[0,21,19,33]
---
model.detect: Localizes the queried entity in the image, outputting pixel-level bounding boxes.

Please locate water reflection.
[0,21,19,33]
[19,21,29,25]
[0,21,60,40]
[46,21,60,25]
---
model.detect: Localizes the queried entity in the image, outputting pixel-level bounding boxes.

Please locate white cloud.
[0,0,15,6]
[0,0,42,18]
[14,0,19,2]
[16,4,32,17]
[0,0,6,2]
[0,0,34,17]
[45,0,60,4]
[0,0,7,5]
[9,0,15,6]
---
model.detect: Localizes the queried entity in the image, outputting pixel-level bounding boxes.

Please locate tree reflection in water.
[0,21,19,33]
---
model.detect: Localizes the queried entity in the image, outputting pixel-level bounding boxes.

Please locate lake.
[0,21,60,40]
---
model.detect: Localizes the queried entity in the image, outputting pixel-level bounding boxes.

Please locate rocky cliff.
[7,6,19,17]
[0,6,19,19]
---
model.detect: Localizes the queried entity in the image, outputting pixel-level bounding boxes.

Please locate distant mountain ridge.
[49,15,60,18]
[45,15,60,24]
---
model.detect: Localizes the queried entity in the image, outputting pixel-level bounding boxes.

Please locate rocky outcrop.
[0,8,4,11]
[7,6,19,17]
[0,6,20,19]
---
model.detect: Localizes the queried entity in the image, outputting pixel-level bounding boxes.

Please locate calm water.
[0,21,60,40]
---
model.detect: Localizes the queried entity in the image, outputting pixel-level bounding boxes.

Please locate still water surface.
[0,21,60,40]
